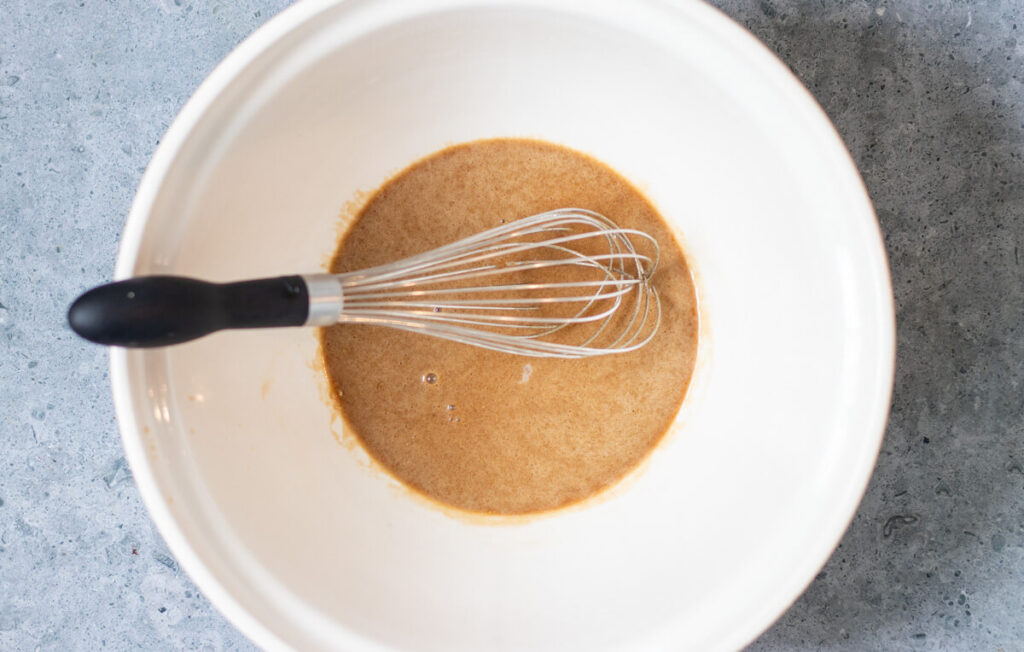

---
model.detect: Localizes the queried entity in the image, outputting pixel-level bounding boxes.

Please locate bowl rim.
[109,1,896,650]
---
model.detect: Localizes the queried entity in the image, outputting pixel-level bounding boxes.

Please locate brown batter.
[320,139,698,514]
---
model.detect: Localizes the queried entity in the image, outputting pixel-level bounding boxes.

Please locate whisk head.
[332,208,662,358]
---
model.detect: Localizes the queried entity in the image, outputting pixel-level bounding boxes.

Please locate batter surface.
[320,139,698,514]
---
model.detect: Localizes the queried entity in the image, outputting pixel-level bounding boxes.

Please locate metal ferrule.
[301,274,344,326]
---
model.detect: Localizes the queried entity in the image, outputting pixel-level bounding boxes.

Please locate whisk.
[68,208,661,358]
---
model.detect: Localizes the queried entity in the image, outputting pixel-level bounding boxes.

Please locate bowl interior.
[113,1,893,650]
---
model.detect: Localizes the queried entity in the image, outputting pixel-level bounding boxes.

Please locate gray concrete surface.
[1,1,1021,650]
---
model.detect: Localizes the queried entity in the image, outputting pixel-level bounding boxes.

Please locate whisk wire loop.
[333,208,661,358]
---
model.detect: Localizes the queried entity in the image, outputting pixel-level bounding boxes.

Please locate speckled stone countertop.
[2,1,1022,649]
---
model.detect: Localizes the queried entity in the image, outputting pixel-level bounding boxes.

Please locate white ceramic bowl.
[111,1,895,649]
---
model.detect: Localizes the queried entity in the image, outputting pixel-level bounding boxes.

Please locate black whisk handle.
[68,275,311,347]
